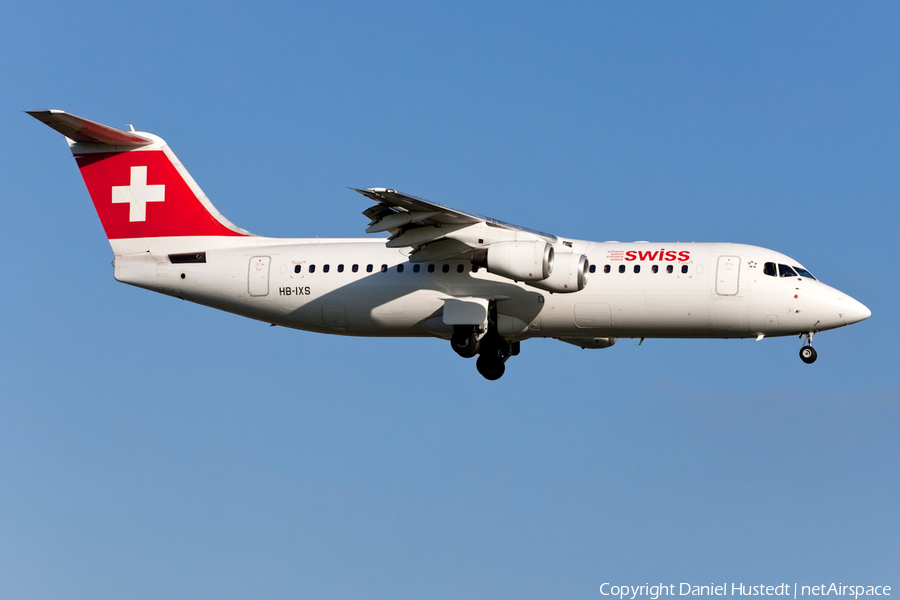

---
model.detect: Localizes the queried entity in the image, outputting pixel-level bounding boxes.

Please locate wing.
[354,188,557,262]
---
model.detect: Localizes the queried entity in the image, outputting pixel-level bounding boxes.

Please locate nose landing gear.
[799,331,817,364]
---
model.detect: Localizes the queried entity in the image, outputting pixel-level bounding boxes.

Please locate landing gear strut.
[799,331,817,364]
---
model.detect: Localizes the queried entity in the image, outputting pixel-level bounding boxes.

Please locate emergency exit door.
[248,256,271,296]
[716,255,740,296]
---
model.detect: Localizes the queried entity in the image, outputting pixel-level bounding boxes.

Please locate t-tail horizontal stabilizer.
[27,110,152,147]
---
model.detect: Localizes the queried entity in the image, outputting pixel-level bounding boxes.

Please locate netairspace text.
[600,584,892,600]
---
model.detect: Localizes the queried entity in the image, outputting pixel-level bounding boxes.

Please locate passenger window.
[381,264,388,273]
[764,262,777,276]
[652,265,658,273]
[589,265,596,273]
[779,264,797,277]
[604,265,611,273]
[442,264,450,273]
[666,265,673,274]
[323,264,330,273]
[309,265,316,273]
[681,265,688,274]
[294,265,302,273]
[352,264,359,273]
[457,264,464,273]
[618,265,625,273]
[397,264,404,273]
[413,264,420,273]
[337,264,344,273]
[366,264,373,273]
[794,266,816,280]
[428,264,435,273]
[634,265,640,273]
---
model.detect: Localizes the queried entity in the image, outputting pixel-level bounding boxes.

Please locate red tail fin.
[29,110,250,251]
[75,149,245,240]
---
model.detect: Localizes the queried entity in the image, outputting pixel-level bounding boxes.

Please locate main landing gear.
[450,326,480,358]
[799,331,817,364]
[449,301,520,380]
[475,339,520,381]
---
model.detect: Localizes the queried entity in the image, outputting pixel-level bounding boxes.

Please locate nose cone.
[843,296,872,325]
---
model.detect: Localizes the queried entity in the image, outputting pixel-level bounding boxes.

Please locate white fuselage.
[114,236,866,343]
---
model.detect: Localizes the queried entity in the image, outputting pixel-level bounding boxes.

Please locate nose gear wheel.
[799,346,817,364]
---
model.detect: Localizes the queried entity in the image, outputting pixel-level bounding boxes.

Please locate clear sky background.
[1,2,897,599]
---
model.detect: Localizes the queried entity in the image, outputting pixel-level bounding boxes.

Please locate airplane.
[28,110,871,380]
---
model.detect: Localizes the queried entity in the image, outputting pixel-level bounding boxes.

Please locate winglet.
[27,110,152,147]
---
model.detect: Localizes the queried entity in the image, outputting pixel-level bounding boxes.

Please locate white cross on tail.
[111,166,165,222]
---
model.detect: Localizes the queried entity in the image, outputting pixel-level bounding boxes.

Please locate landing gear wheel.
[799,346,817,364]
[476,355,506,380]
[451,330,479,358]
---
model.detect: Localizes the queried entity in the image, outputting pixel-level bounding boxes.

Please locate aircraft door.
[716,255,740,296]
[248,256,271,296]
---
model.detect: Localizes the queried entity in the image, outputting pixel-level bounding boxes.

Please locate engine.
[526,252,588,293]
[471,241,554,281]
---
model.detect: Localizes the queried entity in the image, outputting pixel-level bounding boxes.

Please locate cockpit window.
[778,264,798,278]
[794,266,816,280]
[764,262,777,276]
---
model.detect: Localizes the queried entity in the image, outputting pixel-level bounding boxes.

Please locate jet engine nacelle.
[472,241,554,281]
[526,252,588,293]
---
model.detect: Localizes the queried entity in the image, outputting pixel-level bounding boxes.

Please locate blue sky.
[1,2,898,598]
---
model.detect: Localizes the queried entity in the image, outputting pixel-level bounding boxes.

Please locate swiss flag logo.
[111,165,166,222]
